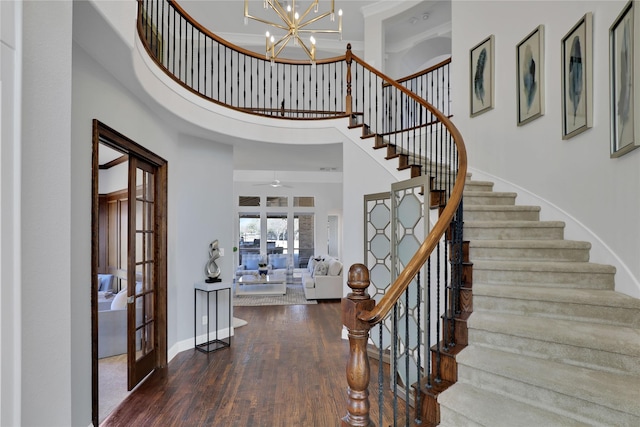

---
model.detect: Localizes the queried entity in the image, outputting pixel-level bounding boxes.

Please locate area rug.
[233,317,248,328]
[233,284,317,306]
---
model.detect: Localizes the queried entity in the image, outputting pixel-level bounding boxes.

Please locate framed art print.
[562,13,593,139]
[516,25,544,126]
[610,0,639,157]
[470,35,494,117]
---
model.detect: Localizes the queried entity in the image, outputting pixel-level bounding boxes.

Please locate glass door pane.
[238,213,261,265]
[128,157,157,390]
[266,213,288,255]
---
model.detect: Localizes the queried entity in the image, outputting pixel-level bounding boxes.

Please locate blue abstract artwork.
[617,18,632,139]
[562,13,593,138]
[568,36,583,126]
[470,35,493,117]
[474,48,487,105]
[522,45,537,113]
[517,26,543,125]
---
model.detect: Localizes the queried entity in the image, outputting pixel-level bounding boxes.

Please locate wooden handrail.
[383,57,452,87]
[348,50,467,326]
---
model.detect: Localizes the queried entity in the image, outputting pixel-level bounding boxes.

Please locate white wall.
[0,0,21,425]
[342,138,401,296]
[452,0,640,297]
[171,133,234,359]
[22,2,74,425]
[74,30,239,381]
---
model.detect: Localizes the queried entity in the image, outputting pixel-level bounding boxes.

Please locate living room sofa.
[97,278,142,359]
[302,256,344,300]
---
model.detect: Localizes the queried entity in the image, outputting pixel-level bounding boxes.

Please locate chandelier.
[244,0,343,64]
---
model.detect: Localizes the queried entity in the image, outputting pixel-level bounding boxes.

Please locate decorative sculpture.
[205,239,222,283]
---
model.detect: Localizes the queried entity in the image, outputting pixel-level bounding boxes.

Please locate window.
[293,196,314,207]
[239,196,260,206]
[267,196,288,207]
[266,213,287,255]
[238,214,260,265]
[237,196,316,268]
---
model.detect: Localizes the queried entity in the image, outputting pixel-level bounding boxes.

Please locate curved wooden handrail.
[137,0,350,120]
[349,51,467,325]
[383,57,452,87]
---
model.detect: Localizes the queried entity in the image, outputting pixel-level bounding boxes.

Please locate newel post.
[341,264,375,427]
[345,43,353,116]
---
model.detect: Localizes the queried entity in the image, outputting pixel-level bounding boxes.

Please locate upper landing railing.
[138,1,467,425]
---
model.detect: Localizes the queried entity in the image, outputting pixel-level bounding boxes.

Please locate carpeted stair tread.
[463,191,517,205]
[474,284,640,311]
[456,345,640,421]
[472,259,615,275]
[474,284,640,328]
[438,382,590,427]
[463,205,541,221]
[469,239,591,262]
[470,239,590,249]
[468,311,640,359]
[464,220,566,240]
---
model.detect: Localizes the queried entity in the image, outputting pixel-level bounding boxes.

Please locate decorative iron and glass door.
[364,175,429,402]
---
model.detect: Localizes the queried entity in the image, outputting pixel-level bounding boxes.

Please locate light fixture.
[244,0,343,64]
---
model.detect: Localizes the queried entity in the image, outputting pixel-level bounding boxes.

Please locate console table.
[194,281,232,353]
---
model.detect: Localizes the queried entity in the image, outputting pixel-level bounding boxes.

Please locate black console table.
[194,281,232,353]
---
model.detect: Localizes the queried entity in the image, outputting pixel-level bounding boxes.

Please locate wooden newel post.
[341,263,375,427]
[345,43,353,116]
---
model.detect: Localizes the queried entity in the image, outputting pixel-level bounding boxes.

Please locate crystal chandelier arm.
[296,0,323,24]
[245,0,291,30]
[273,35,293,58]
[266,0,293,28]
[245,14,290,31]
[297,11,335,29]
[296,37,315,60]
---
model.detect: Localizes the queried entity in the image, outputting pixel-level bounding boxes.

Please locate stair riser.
[469,247,590,262]
[474,296,640,328]
[438,407,481,427]
[464,226,564,241]
[464,194,516,206]
[464,183,493,192]
[468,329,640,376]
[456,365,635,426]
[463,210,539,221]
[473,269,615,290]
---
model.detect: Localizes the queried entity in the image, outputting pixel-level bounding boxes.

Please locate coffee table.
[236,274,287,296]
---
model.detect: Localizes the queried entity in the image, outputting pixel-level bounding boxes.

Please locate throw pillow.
[271,255,287,269]
[97,274,114,292]
[111,288,128,311]
[327,259,343,276]
[244,255,260,270]
[313,261,328,276]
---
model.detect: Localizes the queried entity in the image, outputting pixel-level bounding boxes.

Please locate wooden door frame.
[91,119,168,426]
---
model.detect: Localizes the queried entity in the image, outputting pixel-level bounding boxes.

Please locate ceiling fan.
[254,173,293,188]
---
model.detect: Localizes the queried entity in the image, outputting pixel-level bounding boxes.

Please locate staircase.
[438,179,640,426]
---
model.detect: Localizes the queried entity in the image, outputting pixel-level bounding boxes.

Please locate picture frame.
[470,35,495,117]
[561,13,593,139]
[516,25,545,126]
[610,0,639,157]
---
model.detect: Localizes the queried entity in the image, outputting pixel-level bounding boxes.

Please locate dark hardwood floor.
[101,301,405,426]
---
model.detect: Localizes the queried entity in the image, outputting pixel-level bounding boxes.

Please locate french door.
[92,120,167,425]
[127,156,158,389]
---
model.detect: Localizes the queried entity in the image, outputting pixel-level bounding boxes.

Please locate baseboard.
[168,326,234,363]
